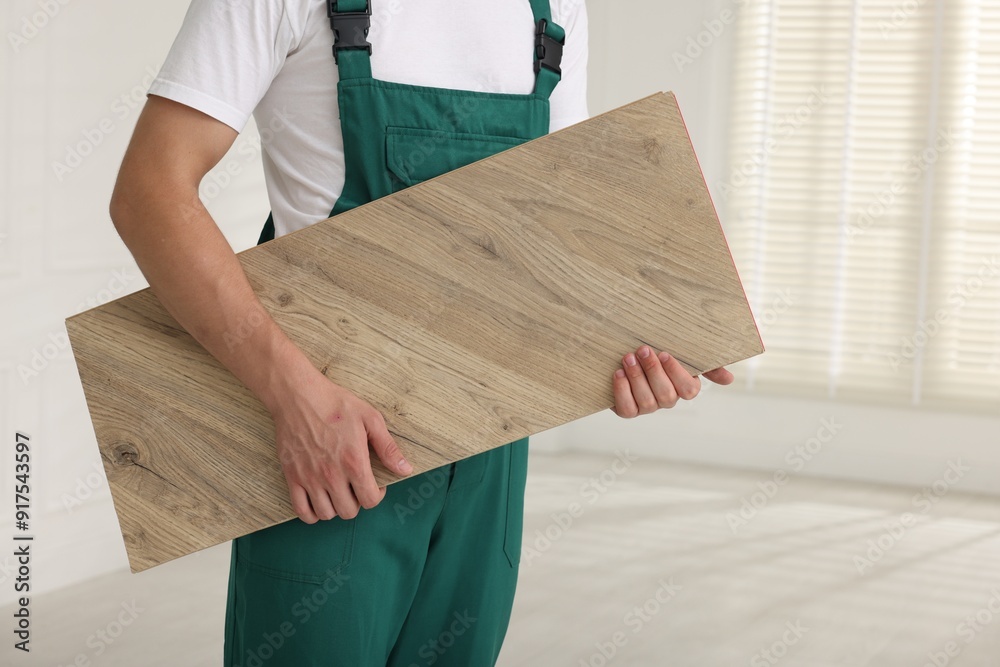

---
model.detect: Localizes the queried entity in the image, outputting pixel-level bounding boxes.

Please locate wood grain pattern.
[65,92,764,572]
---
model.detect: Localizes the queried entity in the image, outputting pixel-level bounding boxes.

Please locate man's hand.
[270,361,413,524]
[612,345,734,418]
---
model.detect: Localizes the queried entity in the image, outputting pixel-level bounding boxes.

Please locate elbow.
[110,175,155,243]
[109,181,134,238]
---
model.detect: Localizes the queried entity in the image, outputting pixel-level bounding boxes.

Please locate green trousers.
[224,439,528,666]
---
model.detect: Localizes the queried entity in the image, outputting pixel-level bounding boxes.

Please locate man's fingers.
[622,351,659,415]
[613,348,731,418]
[289,484,320,524]
[704,366,735,385]
[346,443,386,510]
[366,411,414,476]
[308,484,338,522]
[658,352,701,400]
[325,480,361,520]
[354,483,386,510]
[612,369,638,418]
[273,385,405,522]
[636,346,678,409]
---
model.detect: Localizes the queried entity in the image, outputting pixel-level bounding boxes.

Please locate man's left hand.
[612,346,734,418]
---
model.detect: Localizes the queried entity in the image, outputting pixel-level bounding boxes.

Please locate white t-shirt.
[148,0,590,239]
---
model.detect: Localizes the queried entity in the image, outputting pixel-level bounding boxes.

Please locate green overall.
[223,2,565,666]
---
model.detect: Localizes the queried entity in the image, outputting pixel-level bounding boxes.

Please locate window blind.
[725,0,1000,412]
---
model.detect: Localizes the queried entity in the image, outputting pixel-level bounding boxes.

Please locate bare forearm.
[110,189,314,414]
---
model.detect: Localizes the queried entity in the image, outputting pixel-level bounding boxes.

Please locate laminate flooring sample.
[66,92,764,572]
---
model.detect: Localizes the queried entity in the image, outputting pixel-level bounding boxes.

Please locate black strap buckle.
[328,0,372,63]
[534,19,564,76]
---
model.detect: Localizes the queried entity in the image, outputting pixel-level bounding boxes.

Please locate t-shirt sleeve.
[148,0,298,133]
[549,0,590,132]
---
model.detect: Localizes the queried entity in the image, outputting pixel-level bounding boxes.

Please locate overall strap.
[327,0,565,96]
[328,0,373,80]
[528,0,565,98]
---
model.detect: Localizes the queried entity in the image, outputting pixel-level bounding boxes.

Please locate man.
[109,0,734,664]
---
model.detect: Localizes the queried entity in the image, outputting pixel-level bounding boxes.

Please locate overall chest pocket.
[386,126,530,192]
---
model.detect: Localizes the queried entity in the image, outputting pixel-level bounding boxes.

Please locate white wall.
[0,0,269,603]
[587,0,737,193]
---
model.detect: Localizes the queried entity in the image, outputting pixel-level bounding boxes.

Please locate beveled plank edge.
[666,92,765,355]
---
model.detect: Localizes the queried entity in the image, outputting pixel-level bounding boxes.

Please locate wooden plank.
[66,92,764,573]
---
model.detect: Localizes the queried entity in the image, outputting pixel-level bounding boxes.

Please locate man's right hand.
[269,364,414,523]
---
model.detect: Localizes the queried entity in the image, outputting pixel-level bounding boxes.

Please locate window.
[725,0,1000,412]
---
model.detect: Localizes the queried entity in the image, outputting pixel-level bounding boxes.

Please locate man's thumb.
[367,413,413,476]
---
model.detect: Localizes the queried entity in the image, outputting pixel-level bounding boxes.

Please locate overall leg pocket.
[236,516,356,584]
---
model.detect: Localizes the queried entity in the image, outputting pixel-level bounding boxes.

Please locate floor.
[5,451,1000,666]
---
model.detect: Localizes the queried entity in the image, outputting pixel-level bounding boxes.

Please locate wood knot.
[110,441,140,466]
[476,235,498,258]
[643,138,661,164]
[277,293,293,307]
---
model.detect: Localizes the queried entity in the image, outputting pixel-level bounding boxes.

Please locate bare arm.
[110,95,412,523]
